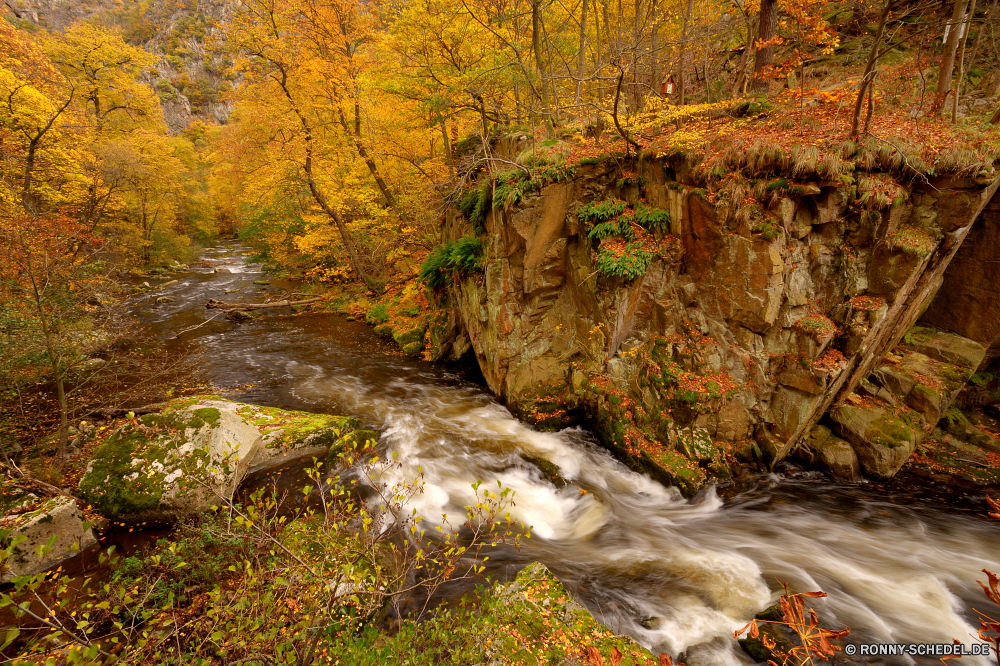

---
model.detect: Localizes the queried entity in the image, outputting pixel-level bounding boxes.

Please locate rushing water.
[129,244,1000,665]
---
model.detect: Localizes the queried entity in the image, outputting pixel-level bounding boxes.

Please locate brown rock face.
[438,155,999,490]
[920,195,1000,366]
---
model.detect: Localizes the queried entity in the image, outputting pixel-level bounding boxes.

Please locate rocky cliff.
[432,151,1000,494]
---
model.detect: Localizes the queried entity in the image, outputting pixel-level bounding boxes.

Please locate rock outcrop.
[434,154,1000,493]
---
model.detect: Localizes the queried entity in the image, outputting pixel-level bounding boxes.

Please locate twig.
[167,312,224,340]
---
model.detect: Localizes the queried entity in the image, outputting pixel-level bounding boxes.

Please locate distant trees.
[0,19,210,462]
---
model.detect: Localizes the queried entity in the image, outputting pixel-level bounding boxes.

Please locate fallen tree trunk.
[85,403,167,419]
[205,297,322,311]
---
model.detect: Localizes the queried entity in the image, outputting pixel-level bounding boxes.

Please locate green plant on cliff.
[420,236,485,289]
[633,202,671,233]
[595,240,654,280]
[580,198,628,226]
[457,180,493,232]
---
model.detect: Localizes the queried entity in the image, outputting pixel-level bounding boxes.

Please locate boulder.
[155,296,175,304]
[214,267,233,274]
[2,496,97,581]
[78,398,263,522]
[829,401,922,478]
[239,404,365,476]
[796,425,861,481]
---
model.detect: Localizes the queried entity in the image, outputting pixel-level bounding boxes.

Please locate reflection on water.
[129,244,1000,665]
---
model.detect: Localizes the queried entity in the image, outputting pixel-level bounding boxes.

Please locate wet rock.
[155,296,175,304]
[214,267,233,274]
[225,310,258,322]
[252,280,270,285]
[78,398,264,522]
[830,401,921,478]
[159,280,179,289]
[1,496,97,581]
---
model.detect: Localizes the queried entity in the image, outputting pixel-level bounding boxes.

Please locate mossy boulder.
[494,562,657,664]
[240,404,363,476]
[796,425,861,480]
[1,496,97,581]
[830,401,921,478]
[79,398,265,522]
[393,325,426,347]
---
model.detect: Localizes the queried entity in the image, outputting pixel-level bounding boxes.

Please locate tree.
[752,0,779,94]
[933,0,971,114]
[227,0,382,293]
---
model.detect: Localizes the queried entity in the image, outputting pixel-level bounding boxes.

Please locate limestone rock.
[829,401,921,478]
[2,496,97,581]
[79,398,264,522]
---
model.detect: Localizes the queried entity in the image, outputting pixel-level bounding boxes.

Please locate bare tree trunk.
[440,120,454,179]
[851,0,892,136]
[934,0,971,113]
[967,0,999,73]
[648,0,658,99]
[575,0,589,106]
[532,0,548,109]
[752,0,778,94]
[952,0,978,121]
[677,0,694,104]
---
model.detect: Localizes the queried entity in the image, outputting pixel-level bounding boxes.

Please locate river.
[129,244,1000,666]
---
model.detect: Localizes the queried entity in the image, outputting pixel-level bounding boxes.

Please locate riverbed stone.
[78,398,264,522]
[1,496,97,581]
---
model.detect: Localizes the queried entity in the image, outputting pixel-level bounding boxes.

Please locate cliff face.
[434,155,1000,493]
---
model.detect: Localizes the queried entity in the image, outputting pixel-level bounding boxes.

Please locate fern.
[420,236,485,289]
[595,241,654,280]
[633,202,670,233]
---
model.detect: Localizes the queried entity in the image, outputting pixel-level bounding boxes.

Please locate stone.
[159,280,179,288]
[829,401,921,478]
[214,267,233,274]
[900,326,987,369]
[155,296,175,304]
[78,398,264,522]
[239,403,363,476]
[797,425,861,480]
[225,310,258,322]
[2,496,97,581]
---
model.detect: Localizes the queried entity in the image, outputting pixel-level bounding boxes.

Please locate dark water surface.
[120,244,1000,665]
